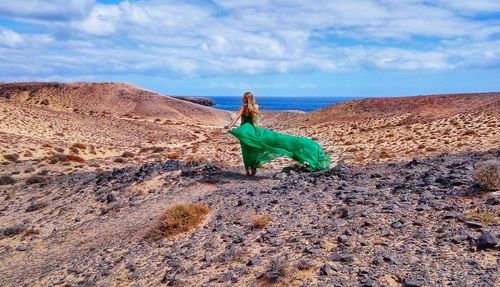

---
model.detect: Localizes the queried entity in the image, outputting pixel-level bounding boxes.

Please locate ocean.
[210,96,359,112]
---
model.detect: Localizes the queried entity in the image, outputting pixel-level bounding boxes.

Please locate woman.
[226,92,331,176]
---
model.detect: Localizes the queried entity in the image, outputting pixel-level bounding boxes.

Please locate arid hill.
[267,93,500,165]
[303,92,500,124]
[0,82,229,124]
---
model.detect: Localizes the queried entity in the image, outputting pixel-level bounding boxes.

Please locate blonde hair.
[243,91,260,125]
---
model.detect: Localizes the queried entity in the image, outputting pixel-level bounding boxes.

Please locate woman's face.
[243,96,248,103]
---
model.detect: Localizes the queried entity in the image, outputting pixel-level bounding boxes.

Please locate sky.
[0,0,499,97]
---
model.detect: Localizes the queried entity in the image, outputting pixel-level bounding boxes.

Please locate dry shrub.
[42,143,52,148]
[463,130,476,136]
[468,209,499,225]
[167,152,180,159]
[152,146,165,153]
[0,175,16,185]
[114,157,126,163]
[54,147,64,153]
[139,146,165,154]
[261,257,288,284]
[150,203,210,239]
[251,213,272,229]
[474,160,500,191]
[379,151,392,159]
[72,143,87,150]
[26,175,45,185]
[26,201,48,212]
[48,153,85,164]
[69,146,79,154]
[3,153,19,162]
[121,151,135,158]
[346,147,358,152]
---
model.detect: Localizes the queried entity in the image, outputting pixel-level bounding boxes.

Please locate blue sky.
[0,0,499,97]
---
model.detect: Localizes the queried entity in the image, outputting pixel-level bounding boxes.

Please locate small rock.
[391,221,403,229]
[485,197,499,205]
[106,194,117,203]
[16,244,28,251]
[247,256,261,266]
[476,231,497,249]
[404,279,425,287]
[126,262,138,272]
[337,235,349,243]
[127,270,140,280]
[319,263,332,276]
[380,228,390,237]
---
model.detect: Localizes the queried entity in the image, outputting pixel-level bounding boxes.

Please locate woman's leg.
[250,167,257,176]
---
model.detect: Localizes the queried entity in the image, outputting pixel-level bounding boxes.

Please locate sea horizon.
[209,96,360,112]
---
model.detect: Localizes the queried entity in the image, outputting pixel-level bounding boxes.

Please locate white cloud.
[72,4,121,36]
[0,0,499,80]
[0,28,24,47]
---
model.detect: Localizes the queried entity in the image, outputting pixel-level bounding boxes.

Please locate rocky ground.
[1,148,498,287]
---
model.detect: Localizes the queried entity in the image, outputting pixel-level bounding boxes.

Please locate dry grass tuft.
[251,213,272,229]
[149,203,210,239]
[48,153,85,164]
[26,175,46,185]
[121,151,135,158]
[474,160,500,191]
[467,209,499,225]
[72,143,87,150]
[114,157,126,163]
[167,151,180,159]
[3,153,19,162]
[261,257,288,284]
[0,175,16,185]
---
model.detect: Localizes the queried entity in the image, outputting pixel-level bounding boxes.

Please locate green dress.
[229,113,332,171]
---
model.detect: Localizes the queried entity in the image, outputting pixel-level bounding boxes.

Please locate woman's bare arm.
[226,106,244,129]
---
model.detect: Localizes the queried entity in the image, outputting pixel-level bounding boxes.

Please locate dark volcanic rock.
[171,96,215,106]
[475,231,497,249]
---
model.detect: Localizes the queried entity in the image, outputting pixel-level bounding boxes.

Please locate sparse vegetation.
[139,146,165,154]
[262,257,288,284]
[48,153,85,164]
[0,175,16,185]
[467,209,499,225]
[474,160,500,191]
[26,201,48,212]
[4,153,19,162]
[54,147,65,153]
[0,224,25,238]
[167,151,180,159]
[121,151,135,158]
[72,143,87,150]
[149,203,210,239]
[251,213,272,229]
[152,146,165,153]
[69,146,79,154]
[114,157,126,163]
[26,175,46,185]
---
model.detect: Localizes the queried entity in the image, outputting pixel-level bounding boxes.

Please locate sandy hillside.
[268,93,500,165]
[0,82,229,124]
[0,82,236,176]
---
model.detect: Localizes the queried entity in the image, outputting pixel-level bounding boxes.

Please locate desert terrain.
[0,83,498,287]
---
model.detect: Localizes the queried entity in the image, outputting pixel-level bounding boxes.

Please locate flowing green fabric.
[229,114,331,171]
